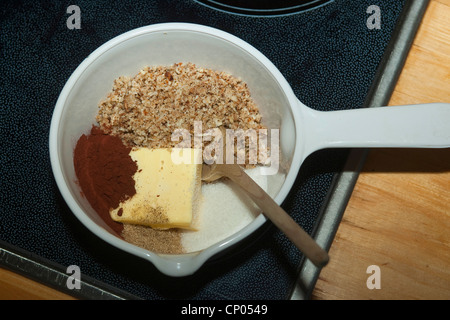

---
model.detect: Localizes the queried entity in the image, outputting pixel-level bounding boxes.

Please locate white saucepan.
[49,23,450,276]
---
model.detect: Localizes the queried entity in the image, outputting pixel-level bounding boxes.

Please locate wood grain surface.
[312,0,450,300]
[0,267,76,300]
[0,0,448,300]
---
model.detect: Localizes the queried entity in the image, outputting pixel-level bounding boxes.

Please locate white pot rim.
[49,22,303,277]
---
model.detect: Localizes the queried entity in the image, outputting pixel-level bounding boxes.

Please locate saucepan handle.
[300,103,450,157]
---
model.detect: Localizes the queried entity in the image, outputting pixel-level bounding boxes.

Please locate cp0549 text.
[181,304,268,317]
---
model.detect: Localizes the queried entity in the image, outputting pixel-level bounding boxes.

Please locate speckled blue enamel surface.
[0,0,405,299]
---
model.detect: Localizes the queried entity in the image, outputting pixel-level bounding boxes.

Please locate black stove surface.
[1,0,409,299]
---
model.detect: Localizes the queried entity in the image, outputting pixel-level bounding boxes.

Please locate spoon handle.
[223,165,329,268]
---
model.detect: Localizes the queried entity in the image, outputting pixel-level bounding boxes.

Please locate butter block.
[110,148,202,230]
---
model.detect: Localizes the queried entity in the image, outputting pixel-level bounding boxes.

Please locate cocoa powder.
[73,125,137,234]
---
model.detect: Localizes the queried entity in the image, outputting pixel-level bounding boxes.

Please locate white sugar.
[181,167,278,253]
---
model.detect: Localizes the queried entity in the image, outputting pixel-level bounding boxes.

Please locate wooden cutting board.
[312,0,450,300]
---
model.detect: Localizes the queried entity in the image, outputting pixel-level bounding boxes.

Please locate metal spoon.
[202,162,329,268]
[201,127,329,268]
